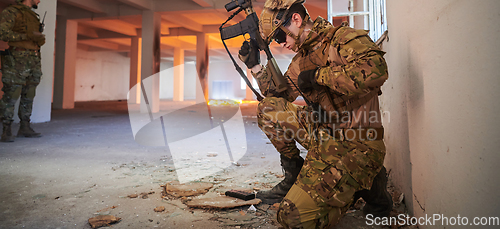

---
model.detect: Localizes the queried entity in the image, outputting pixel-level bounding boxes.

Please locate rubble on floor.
[154,206,166,212]
[111,160,416,228]
[88,215,121,228]
[157,181,280,227]
[185,196,261,209]
[162,181,213,198]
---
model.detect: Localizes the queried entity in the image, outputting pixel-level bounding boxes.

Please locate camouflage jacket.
[0,3,42,49]
[254,17,388,129]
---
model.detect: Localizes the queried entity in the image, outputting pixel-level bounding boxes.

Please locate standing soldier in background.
[0,0,44,142]
[238,0,392,227]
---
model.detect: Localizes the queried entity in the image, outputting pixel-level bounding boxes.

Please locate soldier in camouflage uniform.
[238,0,392,227]
[0,0,44,142]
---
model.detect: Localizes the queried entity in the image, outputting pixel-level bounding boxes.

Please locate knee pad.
[24,84,37,100]
[277,198,301,228]
[2,85,22,103]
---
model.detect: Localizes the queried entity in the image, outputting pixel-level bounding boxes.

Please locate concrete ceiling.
[0,0,328,61]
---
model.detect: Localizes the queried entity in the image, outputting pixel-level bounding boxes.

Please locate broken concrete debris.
[127,191,154,199]
[127,194,138,198]
[185,196,261,209]
[154,206,166,212]
[211,209,276,228]
[111,178,410,229]
[88,215,121,229]
[162,181,213,198]
[140,191,155,199]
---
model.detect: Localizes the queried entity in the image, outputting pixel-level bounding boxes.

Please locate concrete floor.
[0,100,407,229]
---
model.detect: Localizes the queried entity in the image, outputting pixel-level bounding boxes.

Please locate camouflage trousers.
[257,97,386,228]
[0,50,42,124]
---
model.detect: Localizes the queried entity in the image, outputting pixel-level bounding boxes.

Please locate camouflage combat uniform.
[253,17,388,228]
[0,3,44,125]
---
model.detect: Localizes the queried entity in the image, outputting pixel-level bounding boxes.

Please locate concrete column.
[173,47,184,102]
[29,0,56,122]
[196,32,209,103]
[129,36,141,104]
[53,17,77,109]
[140,10,161,113]
[245,69,254,100]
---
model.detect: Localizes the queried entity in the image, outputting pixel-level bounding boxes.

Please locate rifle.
[220,0,288,101]
[39,11,46,33]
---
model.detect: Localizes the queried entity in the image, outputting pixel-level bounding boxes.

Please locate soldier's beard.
[31,0,38,9]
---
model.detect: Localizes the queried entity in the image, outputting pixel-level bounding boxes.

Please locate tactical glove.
[28,31,45,46]
[297,68,319,93]
[238,39,260,69]
[36,36,45,46]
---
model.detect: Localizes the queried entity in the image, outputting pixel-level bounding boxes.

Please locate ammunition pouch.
[332,89,381,114]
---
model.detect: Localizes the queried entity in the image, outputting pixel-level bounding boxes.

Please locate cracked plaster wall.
[381,0,500,227]
[74,50,130,102]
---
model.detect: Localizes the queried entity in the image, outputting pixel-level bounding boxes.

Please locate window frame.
[327,0,387,41]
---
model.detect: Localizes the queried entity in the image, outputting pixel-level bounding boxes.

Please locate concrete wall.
[78,55,290,103]
[208,60,244,99]
[207,58,291,100]
[381,0,500,226]
[32,1,57,123]
[159,61,197,100]
[74,50,130,102]
[157,57,292,101]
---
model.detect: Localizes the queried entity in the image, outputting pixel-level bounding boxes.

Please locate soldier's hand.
[32,31,44,37]
[238,39,260,69]
[29,31,45,45]
[298,68,319,93]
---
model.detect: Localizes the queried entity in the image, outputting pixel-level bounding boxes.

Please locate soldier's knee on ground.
[277,198,334,229]
[277,202,347,229]
[276,185,325,228]
[277,198,303,228]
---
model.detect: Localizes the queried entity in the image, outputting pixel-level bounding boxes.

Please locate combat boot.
[17,120,41,138]
[1,122,16,142]
[256,154,304,204]
[354,166,393,217]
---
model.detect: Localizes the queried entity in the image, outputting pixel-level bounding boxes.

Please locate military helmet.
[260,0,307,44]
[15,0,23,3]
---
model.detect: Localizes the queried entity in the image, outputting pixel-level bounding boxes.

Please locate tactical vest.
[298,23,381,123]
[8,4,40,50]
